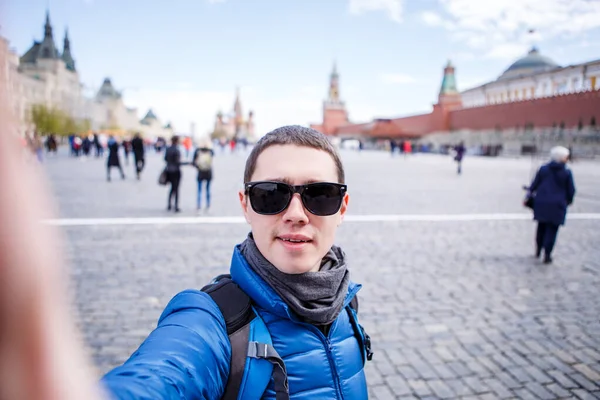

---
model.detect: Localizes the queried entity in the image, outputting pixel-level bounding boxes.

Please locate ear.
[239,190,251,223]
[338,193,349,225]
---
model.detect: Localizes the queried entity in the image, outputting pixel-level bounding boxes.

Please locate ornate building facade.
[213,88,255,141]
[3,11,173,138]
[461,47,600,107]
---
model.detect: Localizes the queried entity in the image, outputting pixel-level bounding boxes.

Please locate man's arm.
[101,290,231,400]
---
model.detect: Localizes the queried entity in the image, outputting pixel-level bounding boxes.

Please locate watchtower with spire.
[310,61,349,135]
[431,60,463,131]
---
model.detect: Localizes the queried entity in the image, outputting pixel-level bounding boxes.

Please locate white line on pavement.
[42,213,600,226]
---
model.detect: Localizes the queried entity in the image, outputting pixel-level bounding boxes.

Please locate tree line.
[29,104,91,136]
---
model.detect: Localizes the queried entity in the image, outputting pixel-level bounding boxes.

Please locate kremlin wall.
[310,49,600,157]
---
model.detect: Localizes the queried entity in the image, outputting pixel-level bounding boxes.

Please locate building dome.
[498,47,560,80]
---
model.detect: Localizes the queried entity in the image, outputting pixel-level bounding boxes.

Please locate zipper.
[309,325,344,399]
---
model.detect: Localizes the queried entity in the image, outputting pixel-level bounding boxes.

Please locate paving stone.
[573,363,600,382]
[545,383,571,398]
[427,380,455,399]
[483,378,515,399]
[546,370,579,389]
[524,382,555,400]
[569,372,600,392]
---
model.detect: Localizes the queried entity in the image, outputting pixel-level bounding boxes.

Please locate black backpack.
[201,275,373,400]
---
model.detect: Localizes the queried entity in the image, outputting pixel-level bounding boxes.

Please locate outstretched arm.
[101,290,231,400]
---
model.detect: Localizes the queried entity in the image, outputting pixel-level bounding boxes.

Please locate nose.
[282,194,309,224]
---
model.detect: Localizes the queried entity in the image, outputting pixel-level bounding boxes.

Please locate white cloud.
[380,73,417,84]
[423,0,600,59]
[348,0,404,23]
[421,11,443,26]
[207,0,226,3]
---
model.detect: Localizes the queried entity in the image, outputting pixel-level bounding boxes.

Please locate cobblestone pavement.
[43,149,600,399]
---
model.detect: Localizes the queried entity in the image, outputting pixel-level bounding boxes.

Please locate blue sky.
[3,0,600,136]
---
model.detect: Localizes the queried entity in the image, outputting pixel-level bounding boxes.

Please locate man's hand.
[0,52,104,400]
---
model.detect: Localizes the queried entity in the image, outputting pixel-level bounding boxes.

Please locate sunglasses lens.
[249,182,291,215]
[302,183,344,216]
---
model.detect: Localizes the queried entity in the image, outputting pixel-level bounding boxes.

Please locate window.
[591,117,597,127]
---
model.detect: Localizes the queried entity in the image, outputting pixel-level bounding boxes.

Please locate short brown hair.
[244,125,345,184]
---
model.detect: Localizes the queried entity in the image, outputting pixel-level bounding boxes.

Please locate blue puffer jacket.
[101,246,368,399]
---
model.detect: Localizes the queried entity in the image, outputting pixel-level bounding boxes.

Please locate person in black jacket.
[131,133,145,180]
[164,136,184,212]
[106,136,125,182]
[527,146,576,264]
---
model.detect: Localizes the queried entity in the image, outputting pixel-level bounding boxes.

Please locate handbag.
[524,193,534,209]
[158,168,168,185]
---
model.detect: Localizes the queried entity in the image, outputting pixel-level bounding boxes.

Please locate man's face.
[239,144,349,274]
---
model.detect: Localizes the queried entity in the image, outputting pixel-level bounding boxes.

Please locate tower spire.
[439,60,458,96]
[62,27,76,71]
[39,10,59,59]
[328,60,340,103]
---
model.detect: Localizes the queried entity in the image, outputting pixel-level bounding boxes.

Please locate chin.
[275,258,315,275]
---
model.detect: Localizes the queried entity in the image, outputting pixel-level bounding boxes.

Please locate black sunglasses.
[245,181,347,216]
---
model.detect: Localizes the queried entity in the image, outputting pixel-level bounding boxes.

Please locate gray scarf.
[239,233,349,326]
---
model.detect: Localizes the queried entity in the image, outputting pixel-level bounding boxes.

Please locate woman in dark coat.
[107,136,125,181]
[527,146,576,264]
[164,136,184,212]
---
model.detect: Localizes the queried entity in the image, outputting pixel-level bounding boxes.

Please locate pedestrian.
[526,146,576,264]
[122,139,131,166]
[106,136,125,182]
[403,140,412,158]
[192,139,214,213]
[454,141,466,175]
[131,132,145,180]
[101,125,372,399]
[29,132,44,163]
[164,135,184,212]
[82,135,91,157]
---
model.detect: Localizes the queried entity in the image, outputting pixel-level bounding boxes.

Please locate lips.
[276,234,313,251]
[277,234,313,243]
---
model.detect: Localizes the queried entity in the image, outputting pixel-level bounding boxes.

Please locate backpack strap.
[247,342,290,400]
[347,296,374,363]
[202,275,290,400]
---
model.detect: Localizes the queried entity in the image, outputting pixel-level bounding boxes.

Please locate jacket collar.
[229,245,361,321]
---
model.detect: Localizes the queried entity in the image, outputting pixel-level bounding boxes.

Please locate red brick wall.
[392,113,433,136]
[450,90,600,130]
[322,108,349,135]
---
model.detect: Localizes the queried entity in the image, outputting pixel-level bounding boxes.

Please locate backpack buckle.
[361,326,374,361]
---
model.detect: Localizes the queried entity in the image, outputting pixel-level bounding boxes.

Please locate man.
[131,133,145,180]
[101,126,369,398]
[526,146,576,264]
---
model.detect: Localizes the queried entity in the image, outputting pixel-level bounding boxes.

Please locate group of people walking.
[106,133,146,181]
[162,135,214,213]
